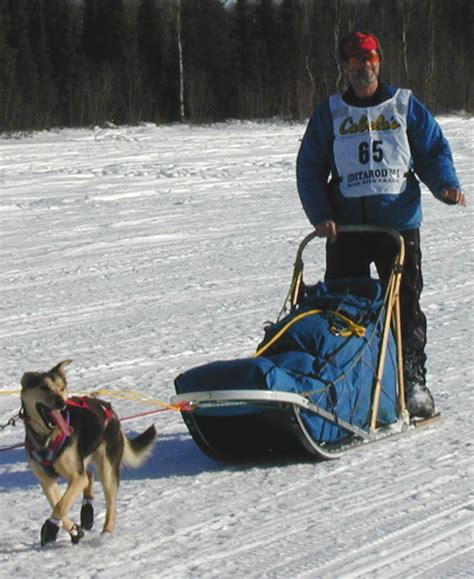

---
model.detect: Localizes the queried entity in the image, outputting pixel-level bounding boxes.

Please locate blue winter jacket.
[296,84,461,230]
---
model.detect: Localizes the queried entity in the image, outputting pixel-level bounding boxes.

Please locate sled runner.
[172,226,429,461]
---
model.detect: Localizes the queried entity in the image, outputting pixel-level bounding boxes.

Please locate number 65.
[359,140,383,164]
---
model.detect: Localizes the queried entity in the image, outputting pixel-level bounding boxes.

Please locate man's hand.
[314,219,338,242]
[441,187,467,206]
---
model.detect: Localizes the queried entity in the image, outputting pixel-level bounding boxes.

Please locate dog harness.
[66,396,115,422]
[25,412,72,477]
[24,397,115,477]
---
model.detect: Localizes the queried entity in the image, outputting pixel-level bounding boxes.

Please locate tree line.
[0,0,472,132]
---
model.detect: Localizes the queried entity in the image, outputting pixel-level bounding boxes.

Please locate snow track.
[0,120,472,577]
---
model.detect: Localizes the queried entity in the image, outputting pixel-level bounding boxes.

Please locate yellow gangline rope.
[0,387,183,411]
[74,389,182,411]
[253,308,366,358]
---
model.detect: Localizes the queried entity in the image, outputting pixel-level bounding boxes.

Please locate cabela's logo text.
[339,114,401,135]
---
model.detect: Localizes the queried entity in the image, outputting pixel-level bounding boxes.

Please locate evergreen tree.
[29,0,57,127]
[46,0,86,126]
[277,0,305,117]
[82,0,140,125]
[252,0,279,116]
[181,0,233,120]
[430,0,473,111]
[0,4,17,130]
[0,0,472,130]
[138,0,165,121]
[6,0,39,129]
[232,0,254,86]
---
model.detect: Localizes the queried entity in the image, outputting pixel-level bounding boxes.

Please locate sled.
[172,226,428,461]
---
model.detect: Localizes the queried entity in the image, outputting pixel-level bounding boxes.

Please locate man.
[296,31,466,418]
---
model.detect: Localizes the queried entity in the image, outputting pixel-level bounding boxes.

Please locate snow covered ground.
[0,118,472,578]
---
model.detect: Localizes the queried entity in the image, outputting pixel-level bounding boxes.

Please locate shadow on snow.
[0,429,317,490]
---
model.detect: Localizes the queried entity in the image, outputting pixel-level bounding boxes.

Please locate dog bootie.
[40,518,60,547]
[69,524,85,545]
[80,498,94,530]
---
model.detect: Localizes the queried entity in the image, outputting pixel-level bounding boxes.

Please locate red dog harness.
[66,396,115,423]
[26,412,71,475]
[25,396,115,477]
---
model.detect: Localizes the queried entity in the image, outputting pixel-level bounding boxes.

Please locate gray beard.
[354,71,378,86]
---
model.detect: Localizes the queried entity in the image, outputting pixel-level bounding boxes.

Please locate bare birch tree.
[333,0,343,90]
[176,0,185,122]
[302,0,315,97]
[425,0,436,106]
[401,0,412,82]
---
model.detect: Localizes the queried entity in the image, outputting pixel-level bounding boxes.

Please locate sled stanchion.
[394,288,408,418]
[369,230,405,431]
[291,271,303,311]
[284,230,318,316]
[370,276,397,431]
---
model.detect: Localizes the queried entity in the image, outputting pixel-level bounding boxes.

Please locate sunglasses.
[347,51,381,66]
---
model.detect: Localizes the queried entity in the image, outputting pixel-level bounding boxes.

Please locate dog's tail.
[122,425,157,468]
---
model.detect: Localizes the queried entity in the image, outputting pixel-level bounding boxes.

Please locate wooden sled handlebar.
[294,225,405,274]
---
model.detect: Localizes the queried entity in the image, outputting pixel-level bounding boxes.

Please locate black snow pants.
[324,229,427,387]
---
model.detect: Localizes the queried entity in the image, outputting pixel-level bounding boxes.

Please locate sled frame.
[283,225,408,427]
[172,226,410,460]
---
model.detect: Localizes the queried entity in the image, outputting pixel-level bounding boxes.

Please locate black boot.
[404,349,435,418]
[40,518,60,547]
[80,498,94,531]
[69,524,85,545]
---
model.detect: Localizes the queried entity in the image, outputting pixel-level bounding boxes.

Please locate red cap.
[339,31,382,60]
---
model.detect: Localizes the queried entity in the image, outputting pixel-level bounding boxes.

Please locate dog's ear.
[50,359,73,382]
[21,372,41,390]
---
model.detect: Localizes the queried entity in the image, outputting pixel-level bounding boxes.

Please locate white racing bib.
[330,89,412,197]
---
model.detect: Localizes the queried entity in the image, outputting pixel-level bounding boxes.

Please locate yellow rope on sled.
[330,312,367,338]
[253,308,366,358]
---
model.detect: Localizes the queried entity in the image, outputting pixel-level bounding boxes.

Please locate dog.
[20,359,156,546]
